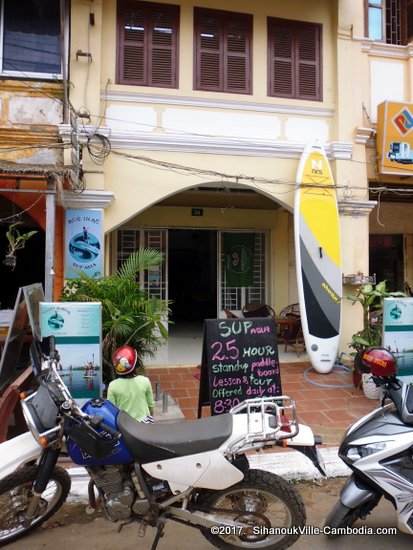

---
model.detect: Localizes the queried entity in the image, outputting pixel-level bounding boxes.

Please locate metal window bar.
[117,229,167,301]
[143,229,167,301]
[386,0,403,45]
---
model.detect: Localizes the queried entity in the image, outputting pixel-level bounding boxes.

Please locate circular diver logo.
[48,311,64,330]
[69,226,100,263]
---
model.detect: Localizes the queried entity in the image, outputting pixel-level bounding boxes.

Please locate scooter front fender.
[0,431,41,480]
[340,475,379,509]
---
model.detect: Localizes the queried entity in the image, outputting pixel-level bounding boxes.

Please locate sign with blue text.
[40,302,102,401]
[383,298,413,377]
[65,208,103,279]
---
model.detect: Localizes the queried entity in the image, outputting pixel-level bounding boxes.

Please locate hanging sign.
[40,302,102,401]
[65,208,103,279]
[223,233,255,287]
[377,101,413,176]
[383,297,413,377]
[198,318,281,417]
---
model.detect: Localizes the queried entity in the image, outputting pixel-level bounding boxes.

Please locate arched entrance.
[0,196,45,308]
[111,182,297,365]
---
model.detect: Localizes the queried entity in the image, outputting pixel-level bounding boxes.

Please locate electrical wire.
[87,133,111,165]
[0,195,44,223]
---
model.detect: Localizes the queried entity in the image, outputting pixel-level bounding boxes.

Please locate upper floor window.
[117,0,179,88]
[194,8,252,94]
[0,0,61,77]
[366,0,413,45]
[268,18,322,101]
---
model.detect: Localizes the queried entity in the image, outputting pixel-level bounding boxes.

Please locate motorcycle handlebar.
[90,415,121,440]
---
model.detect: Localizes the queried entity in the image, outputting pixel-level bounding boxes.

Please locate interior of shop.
[369,234,404,291]
[0,197,45,310]
[168,229,217,325]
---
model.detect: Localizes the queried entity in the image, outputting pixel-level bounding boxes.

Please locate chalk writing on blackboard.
[198,318,281,416]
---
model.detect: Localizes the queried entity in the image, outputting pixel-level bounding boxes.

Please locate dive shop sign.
[377,101,413,176]
[64,209,103,279]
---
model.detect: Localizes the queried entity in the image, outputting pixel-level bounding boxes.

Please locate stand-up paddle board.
[294,142,342,373]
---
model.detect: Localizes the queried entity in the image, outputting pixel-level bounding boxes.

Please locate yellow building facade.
[66,0,381,361]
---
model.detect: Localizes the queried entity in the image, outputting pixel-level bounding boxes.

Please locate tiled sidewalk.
[147,362,379,446]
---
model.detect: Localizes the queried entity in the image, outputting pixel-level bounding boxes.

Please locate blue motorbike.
[0,339,323,550]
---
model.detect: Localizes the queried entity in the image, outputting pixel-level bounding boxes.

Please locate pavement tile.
[147,362,381,445]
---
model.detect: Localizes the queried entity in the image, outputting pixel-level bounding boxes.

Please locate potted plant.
[3,222,37,270]
[348,280,405,398]
[62,248,169,384]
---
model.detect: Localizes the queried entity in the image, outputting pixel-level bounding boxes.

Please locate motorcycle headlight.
[21,387,60,447]
[346,442,388,462]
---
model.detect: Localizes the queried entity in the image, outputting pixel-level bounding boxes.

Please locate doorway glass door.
[218,231,267,316]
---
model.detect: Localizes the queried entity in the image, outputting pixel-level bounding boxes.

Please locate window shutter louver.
[196,11,222,90]
[149,7,179,87]
[117,1,179,88]
[407,0,413,43]
[268,18,322,101]
[195,8,252,94]
[296,23,320,99]
[118,4,146,84]
[269,21,294,97]
[224,16,252,93]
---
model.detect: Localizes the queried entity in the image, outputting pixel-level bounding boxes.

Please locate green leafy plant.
[3,222,37,270]
[62,248,169,382]
[348,280,406,353]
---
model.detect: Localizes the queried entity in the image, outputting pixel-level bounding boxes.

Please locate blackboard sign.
[198,318,282,416]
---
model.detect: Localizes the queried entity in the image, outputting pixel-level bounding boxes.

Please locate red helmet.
[112,345,137,376]
[360,348,397,377]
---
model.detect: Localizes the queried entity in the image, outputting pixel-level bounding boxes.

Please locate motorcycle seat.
[118,411,233,463]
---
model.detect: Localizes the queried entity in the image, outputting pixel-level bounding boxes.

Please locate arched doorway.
[0,196,45,309]
[112,183,296,365]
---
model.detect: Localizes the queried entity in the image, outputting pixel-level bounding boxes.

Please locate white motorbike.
[325,348,413,536]
[0,340,324,550]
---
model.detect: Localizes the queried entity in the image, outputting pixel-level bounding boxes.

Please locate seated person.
[108,345,154,423]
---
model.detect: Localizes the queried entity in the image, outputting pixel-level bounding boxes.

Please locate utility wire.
[0,195,44,223]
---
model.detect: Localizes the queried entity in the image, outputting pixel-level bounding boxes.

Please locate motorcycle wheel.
[324,501,358,538]
[199,469,305,550]
[0,465,71,547]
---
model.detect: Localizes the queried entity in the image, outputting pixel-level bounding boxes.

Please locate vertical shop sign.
[65,209,103,279]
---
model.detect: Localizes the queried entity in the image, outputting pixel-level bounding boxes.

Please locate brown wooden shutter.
[195,9,222,90]
[195,8,252,93]
[268,18,322,101]
[268,19,294,98]
[117,1,179,88]
[405,0,413,43]
[296,23,321,100]
[149,5,179,87]
[224,15,252,93]
[118,1,147,85]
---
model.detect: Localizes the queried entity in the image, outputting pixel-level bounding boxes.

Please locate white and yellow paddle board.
[294,143,342,373]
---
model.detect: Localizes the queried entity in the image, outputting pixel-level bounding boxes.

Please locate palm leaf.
[117,248,164,279]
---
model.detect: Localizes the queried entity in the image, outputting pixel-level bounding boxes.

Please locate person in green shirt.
[108,345,154,423]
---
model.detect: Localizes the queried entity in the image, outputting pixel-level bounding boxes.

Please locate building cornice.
[60,125,353,160]
[338,199,377,216]
[59,189,114,209]
[101,90,335,118]
[355,127,375,145]
[59,124,353,160]
[361,40,413,59]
